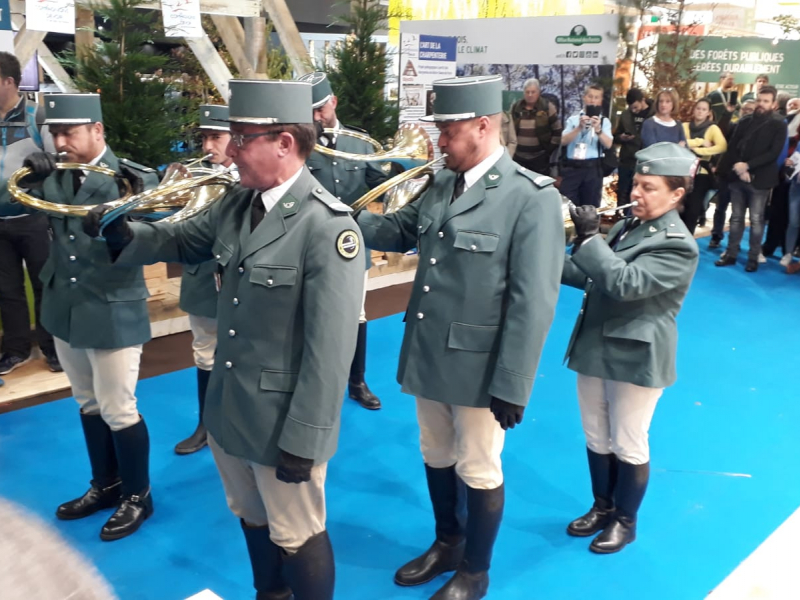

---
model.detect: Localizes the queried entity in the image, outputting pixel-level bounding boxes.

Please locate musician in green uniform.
[4,93,159,541]
[356,75,564,600]
[299,71,388,410]
[174,104,239,455]
[84,79,363,600]
[563,142,699,554]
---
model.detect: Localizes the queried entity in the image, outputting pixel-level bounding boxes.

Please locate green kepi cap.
[44,93,103,125]
[223,80,313,125]
[198,104,230,131]
[420,75,503,122]
[635,142,699,177]
[296,72,334,109]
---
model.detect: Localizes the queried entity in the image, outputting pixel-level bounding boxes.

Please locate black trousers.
[762,179,790,256]
[680,173,713,235]
[560,162,603,208]
[0,214,54,357]
[617,165,635,216]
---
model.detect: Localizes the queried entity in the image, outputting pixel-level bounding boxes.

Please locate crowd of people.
[500,73,800,274]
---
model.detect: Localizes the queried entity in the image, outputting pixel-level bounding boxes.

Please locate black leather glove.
[490,397,525,430]
[568,203,600,252]
[82,204,133,250]
[275,450,314,484]
[21,151,57,185]
[114,164,145,196]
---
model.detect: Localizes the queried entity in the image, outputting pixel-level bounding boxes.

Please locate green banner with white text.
[687,36,800,96]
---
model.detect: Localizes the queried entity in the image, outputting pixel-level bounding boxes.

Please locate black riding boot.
[430,484,504,600]
[395,465,466,586]
[57,412,121,520]
[100,417,154,541]
[590,461,649,554]
[175,367,210,455]
[282,530,335,600]
[567,449,618,536]
[241,521,293,600]
[348,322,381,410]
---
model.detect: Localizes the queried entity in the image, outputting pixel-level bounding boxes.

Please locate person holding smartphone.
[560,84,613,208]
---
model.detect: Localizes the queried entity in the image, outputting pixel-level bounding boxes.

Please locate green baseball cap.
[198,104,230,131]
[420,76,503,122]
[44,93,103,125]
[297,72,334,109]
[635,142,699,177]
[222,80,313,125]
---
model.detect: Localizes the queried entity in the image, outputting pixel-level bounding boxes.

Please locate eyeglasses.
[230,130,284,149]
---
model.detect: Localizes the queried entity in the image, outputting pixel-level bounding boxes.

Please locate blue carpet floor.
[2,238,799,600]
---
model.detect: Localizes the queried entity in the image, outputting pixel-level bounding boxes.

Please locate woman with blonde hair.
[641,88,686,148]
[681,97,727,233]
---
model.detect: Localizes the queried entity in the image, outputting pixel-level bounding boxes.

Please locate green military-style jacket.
[116,167,364,466]
[307,125,388,270]
[0,147,157,349]
[562,209,699,389]
[357,151,564,408]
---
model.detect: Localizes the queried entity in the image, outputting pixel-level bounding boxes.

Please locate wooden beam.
[261,0,311,76]
[75,6,95,59]
[37,43,79,92]
[210,15,257,79]
[14,24,46,67]
[185,34,234,99]
[244,17,267,76]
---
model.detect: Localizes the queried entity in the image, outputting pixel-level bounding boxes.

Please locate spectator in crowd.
[614,88,653,210]
[500,110,517,158]
[741,74,769,104]
[510,78,562,175]
[761,101,796,263]
[715,85,787,272]
[777,92,792,118]
[776,100,800,271]
[681,98,727,234]
[0,52,60,376]
[708,99,757,248]
[708,72,738,122]
[641,89,686,148]
[560,84,613,208]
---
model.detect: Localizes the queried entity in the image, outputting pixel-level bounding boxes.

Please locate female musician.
[562,142,700,554]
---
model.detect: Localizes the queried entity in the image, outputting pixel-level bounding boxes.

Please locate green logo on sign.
[556,25,602,46]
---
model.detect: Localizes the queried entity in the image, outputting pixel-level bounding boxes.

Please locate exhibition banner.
[686,37,800,94]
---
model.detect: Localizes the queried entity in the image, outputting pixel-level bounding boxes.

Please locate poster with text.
[161,0,203,38]
[399,33,457,161]
[26,0,75,35]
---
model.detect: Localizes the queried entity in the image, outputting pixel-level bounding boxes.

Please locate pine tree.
[59,0,188,167]
[324,0,398,143]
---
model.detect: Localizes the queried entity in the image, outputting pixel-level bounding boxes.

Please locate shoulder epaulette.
[343,124,369,135]
[515,166,555,188]
[119,157,156,173]
[311,185,352,213]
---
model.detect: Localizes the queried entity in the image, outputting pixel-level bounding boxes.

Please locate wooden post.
[210,15,257,79]
[244,16,267,76]
[261,0,311,76]
[185,34,234,99]
[75,6,95,59]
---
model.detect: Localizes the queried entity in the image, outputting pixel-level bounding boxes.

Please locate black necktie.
[250,194,265,232]
[72,170,81,194]
[610,217,639,250]
[451,173,465,204]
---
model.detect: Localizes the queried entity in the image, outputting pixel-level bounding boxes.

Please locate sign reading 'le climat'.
[26,0,75,34]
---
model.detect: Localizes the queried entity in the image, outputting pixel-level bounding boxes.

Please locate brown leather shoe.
[787,262,800,275]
